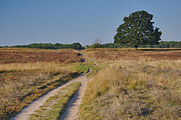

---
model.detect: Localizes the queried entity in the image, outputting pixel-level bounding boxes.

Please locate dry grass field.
[85,48,181,61]
[79,48,181,120]
[0,48,86,120]
[1,48,181,120]
[0,48,81,64]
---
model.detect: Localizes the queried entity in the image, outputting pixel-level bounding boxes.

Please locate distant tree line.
[7,43,84,50]
[88,41,181,48]
[139,41,181,48]
[1,41,181,49]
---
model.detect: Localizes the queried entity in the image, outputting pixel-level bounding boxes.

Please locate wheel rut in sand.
[10,52,97,120]
[59,52,98,120]
[10,75,88,120]
[59,75,89,120]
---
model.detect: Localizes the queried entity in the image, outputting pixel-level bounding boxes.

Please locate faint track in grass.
[58,74,89,120]
[10,51,97,120]
[58,51,97,120]
[10,75,88,120]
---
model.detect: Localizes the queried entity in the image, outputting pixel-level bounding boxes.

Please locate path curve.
[10,51,97,120]
[59,52,97,120]
[59,75,89,120]
[10,75,88,120]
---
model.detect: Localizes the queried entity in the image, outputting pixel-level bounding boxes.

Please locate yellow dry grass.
[0,61,82,120]
[79,59,181,120]
[0,62,73,74]
[0,48,84,120]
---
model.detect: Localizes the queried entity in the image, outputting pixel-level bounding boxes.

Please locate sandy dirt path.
[59,74,89,120]
[10,52,97,120]
[10,75,88,120]
[59,52,97,120]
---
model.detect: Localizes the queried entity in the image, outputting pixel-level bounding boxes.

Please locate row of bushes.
[1,41,180,49]
[15,43,84,50]
[1,43,84,50]
[88,41,181,48]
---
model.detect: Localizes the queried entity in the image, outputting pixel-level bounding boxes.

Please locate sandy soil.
[59,53,97,120]
[59,75,89,120]
[10,52,97,120]
[10,75,88,120]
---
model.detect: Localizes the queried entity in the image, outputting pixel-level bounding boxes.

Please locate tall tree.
[114,10,162,48]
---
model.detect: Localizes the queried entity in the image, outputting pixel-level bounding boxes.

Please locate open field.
[79,48,181,120]
[84,48,181,61]
[0,48,87,120]
[0,48,82,64]
[1,48,181,120]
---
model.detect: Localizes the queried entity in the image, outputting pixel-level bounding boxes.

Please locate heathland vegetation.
[78,48,181,120]
[0,48,181,120]
[0,48,88,120]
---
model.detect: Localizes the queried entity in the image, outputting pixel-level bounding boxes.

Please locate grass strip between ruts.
[29,82,81,120]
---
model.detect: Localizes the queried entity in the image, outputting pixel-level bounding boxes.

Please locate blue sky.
[0,0,181,46]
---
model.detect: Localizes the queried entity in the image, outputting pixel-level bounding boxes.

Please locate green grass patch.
[75,63,89,73]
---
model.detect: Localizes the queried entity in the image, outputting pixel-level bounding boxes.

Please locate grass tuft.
[79,59,181,120]
[29,82,81,120]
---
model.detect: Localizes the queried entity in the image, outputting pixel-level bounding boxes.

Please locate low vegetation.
[1,43,84,50]
[1,47,180,120]
[29,82,81,120]
[0,48,82,64]
[0,48,86,120]
[86,48,181,61]
[1,41,181,50]
[79,59,181,120]
[86,41,181,48]
[0,62,84,120]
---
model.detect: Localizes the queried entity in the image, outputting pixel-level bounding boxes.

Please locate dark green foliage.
[13,43,83,50]
[98,41,181,48]
[1,46,8,48]
[139,41,181,48]
[90,43,102,48]
[114,10,162,48]
[101,43,133,48]
[158,41,181,48]
[85,45,90,49]
[101,43,116,48]
[1,41,180,49]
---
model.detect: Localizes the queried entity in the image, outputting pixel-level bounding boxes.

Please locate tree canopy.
[114,10,162,48]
